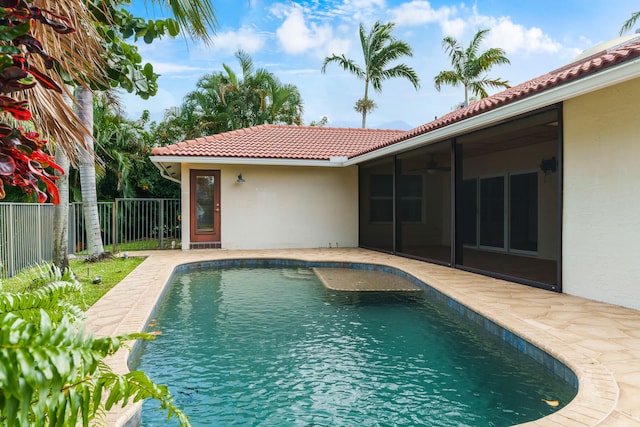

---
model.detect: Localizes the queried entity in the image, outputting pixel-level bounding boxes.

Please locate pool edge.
[86,249,620,427]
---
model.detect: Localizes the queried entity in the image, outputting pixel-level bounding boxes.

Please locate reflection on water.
[132,268,576,427]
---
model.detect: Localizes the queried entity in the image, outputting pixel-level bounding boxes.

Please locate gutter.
[149,155,349,169]
[152,161,181,184]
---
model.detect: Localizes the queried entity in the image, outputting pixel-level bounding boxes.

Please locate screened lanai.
[359,107,561,291]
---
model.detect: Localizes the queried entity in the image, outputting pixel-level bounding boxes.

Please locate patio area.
[85,248,640,427]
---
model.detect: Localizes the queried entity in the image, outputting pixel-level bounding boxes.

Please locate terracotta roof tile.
[151,124,406,160]
[152,39,640,162]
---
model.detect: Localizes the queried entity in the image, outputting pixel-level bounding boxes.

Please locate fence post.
[158,199,164,249]
[8,204,15,277]
[37,204,43,262]
[68,204,75,255]
[112,199,118,254]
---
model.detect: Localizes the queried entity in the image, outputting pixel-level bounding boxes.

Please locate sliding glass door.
[463,172,538,254]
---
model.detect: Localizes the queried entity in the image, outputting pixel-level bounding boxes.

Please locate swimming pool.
[131,262,577,426]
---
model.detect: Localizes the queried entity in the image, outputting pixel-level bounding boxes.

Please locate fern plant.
[0,265,190,426]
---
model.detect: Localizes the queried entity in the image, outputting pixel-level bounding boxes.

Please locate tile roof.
[151,125,406,160]
[152,37,640,162]
[366,37,640,152]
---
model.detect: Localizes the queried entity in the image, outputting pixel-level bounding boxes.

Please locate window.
[479,176,505,249]
[369,174,393,222]
[510,172,538,252]
[397,175,423,222]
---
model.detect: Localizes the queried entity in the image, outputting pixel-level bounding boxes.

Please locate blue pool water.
[131,266,576,426]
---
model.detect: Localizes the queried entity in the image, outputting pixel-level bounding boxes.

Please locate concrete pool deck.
[84,248,640,426]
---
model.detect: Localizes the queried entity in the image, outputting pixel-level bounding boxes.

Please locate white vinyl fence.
[0,199,180,278]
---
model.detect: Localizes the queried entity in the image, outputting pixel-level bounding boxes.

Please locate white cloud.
[322,37,352,58]
[151,62,210,76]
[210,26,267,54]
[330,0,386,21]
[390,1,453,26]
[274,5,350,57]
[389,1,467,38]
[387,2,562,55]
[441,17,466,38]
[480,17,562,54]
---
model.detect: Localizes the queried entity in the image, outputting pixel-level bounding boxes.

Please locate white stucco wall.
[563,78,640,310]
[181,163,359,250]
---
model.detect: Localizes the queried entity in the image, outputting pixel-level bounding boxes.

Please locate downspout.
[152,161,182,184]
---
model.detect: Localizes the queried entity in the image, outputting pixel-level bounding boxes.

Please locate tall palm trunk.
[76,86,104,257]
[362,81,369,128]
[52,90,74,270]
[52,145,70,270]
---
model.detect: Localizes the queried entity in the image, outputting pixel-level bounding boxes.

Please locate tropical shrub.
[0,264,190,426]
[0,0,66,203]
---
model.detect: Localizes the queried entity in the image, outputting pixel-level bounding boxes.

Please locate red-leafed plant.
[0,0,72,203]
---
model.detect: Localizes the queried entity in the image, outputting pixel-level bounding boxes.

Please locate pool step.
[313,268,421,292]
[280,268,317,281]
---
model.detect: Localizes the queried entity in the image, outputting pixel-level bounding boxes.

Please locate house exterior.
[151,35,640,311]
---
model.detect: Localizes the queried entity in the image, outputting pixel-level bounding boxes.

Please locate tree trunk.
[52,90,73,271]
[52,146,70,271]
[362,81,369,128]
[76,86,104,257]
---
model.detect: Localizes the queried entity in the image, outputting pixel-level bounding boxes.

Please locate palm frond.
[0,307,179,426]
[0,281,81,323]
[434,28,510,101]
[375,64,420,91]
[620,11,640,35]
[321,55,365,80]
[434,70,463,91]
[163,0,217,42]
[476,47,511,72]
[236,50,255,79]
[371,40,414,71]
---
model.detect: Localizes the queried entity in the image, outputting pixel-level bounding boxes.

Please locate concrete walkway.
[84,248,640,426]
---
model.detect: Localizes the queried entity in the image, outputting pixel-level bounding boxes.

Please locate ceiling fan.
[410,154,451,174]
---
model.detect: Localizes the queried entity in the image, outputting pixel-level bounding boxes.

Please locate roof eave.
[149,155,349,177]
[345,56,640,166]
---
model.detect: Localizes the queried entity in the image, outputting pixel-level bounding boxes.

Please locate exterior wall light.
[237,173,245,183]
[540,157,557,174]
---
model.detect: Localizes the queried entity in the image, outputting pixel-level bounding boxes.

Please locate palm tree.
[180,50,303,134]
[73,0,218,258]
[76,86,106,257]
[265,75,303,125]
[434,28,511,107]
[322,21,420,128]
[621,11,640,35]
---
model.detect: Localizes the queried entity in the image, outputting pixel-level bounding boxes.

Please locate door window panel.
[195,175,216,233]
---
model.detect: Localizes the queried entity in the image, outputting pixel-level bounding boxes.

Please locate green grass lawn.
[1,256,145,310]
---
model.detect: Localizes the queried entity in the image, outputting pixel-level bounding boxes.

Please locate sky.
[123,0,640,130]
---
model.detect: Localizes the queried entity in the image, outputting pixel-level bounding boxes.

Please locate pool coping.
[84,248,638,426]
